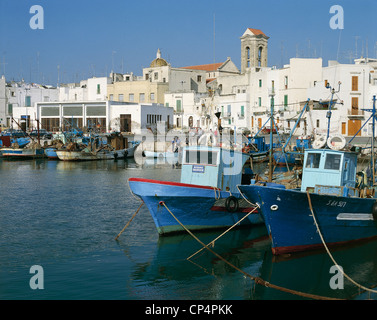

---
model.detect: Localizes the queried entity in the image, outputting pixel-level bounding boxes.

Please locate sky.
[0,0,377,86]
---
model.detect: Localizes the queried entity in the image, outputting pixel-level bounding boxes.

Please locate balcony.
[347,109,364,118]
[252,106,268,115]
[174,108,184,115]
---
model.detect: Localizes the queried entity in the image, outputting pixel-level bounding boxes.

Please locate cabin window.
[305,153,321,169]
[324,154,342,170]
[185,151,218,165]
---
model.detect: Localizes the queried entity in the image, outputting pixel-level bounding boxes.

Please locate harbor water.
[1,158,377,300]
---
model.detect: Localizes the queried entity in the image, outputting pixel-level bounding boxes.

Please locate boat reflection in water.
[117,223,377,300]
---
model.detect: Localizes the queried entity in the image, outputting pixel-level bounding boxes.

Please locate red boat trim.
[128,177,220,191]
[272,234,377,255]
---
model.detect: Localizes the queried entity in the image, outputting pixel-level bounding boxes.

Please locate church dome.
[150,58,168,67]
[150,49,168,67]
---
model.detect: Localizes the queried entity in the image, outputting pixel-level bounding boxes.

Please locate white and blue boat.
[128,145,262,235]
[238,95,377,255]
[1,144,45,159]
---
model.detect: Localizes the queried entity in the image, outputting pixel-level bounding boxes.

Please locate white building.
[59,76,111,102]
[164,91,210,129]
[59,81,88,102]
[164,57,240,129]
[307,59,374,137]
[12,101,173,135]
[109,102,173,134]
[6,81,59,130]
[87,77,111,101]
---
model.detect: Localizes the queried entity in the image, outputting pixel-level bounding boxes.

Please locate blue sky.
[0,0,376,85]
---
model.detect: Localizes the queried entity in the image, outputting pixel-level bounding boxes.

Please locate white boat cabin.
[301,149,358,197]
[180,146,250,193]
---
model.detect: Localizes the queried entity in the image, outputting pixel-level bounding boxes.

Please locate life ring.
[225,196,239,213]
[270,204,279,211]
[327,134,346,150]
[312,135,326,149]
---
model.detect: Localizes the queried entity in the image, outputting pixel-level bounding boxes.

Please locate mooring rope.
[115,201,144,240]
[306,191,377,294]
[160,200,342,300]
[236,185,258,206]
[187,204,259,260]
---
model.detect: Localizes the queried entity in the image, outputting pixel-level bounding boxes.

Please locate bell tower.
[240,28,269,73]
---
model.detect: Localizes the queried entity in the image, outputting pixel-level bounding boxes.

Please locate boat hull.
[249,151,269,162]
[114,143,139,159]
[238,184,377,255]
[128,177,263,235]
[45,147,58,159]
[56,150,115,161]
[1,148,45,159]
[143,150,181,159]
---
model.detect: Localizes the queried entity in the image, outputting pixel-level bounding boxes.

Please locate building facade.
[108,49,207,107]
[6,81,59,130]
[12,101,173,135]
[307,59,375,137]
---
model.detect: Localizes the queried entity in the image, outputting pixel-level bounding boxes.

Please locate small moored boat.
[238,95,377,255]
[129,145,262,235]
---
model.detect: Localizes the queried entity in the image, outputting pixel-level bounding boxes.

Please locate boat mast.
[372,95,376,186]
[268,88,275,182]
[325,82,341,143]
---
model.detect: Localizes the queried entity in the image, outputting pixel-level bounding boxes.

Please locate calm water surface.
[1,158,377,300]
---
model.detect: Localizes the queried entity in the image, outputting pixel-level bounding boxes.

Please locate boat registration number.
[325,200,346,208]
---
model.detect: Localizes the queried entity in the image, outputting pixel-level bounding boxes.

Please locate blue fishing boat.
[243,136,270,162]
[238,95,377,255]
[1,144,45,159]
[273,136,312,166]
[128,145,262,235]
[44,147,58,159]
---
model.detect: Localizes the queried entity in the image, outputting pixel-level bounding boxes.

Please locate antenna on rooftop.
[57,65,60,87]
[308,39,311,58]
[37,51,40,83]
[0,56,7,78]
[354,36,360,59]
[112,51,116,73]
[280,41,284,68]
[213,13,216,65]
